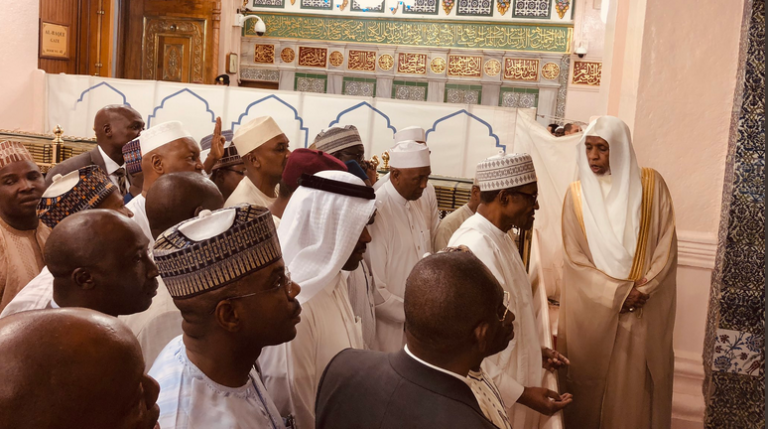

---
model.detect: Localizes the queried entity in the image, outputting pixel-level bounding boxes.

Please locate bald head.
[93,105,144,161]
[405,251,504,353]
[0,308,160,429]
[146,172,225,238]
[45,209,159,316]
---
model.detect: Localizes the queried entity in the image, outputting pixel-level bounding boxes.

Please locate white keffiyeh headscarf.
[576,116,642,279]
[277,170,378,303]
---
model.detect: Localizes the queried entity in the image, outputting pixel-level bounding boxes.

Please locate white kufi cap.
[139,121,194,155]
[233,116,285,155]
[394,126,426,143]
[475,151,536,191]
[389,140,430,169]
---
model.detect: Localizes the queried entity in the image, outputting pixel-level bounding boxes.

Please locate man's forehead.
[586,135,609,145]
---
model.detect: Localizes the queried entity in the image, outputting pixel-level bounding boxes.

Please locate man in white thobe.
[368,140,433,352]
[374,126,440,249]
[125,121,205,244]
[260,170,378,429]
[449,152,572,429]
[225,116,291,208]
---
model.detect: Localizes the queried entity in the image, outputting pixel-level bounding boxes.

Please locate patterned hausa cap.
[0,141,34,169]
[312,125,364,155]
[152,204,282,299]
[211,143,244,172]
[475,151,537,191]
[122,138,143,175]
[37,165,117,228]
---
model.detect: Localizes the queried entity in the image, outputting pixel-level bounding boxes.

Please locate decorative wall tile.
[555,0,570,18]
[280,47,295,63]
[447,55,482,77]
[712,329,763,376]
[403,0,439,14]
[253,44,275,64]
[457,0,493,16]
[298,47,327,67]
[329,51,344,67]
[571,61,602,86]
[484,59,501,77]
[442,0,455,14]
[351,0,385,11]
[294,73,328,93]
[251,0,285,8]
[445,84,482,104]
[430,57,446,74]
[499,87,539,108]
[342,77,377,97]
[347,50,376,71]
[392,81,428,101]
[541,62,560,80]
[513,0,550,18]
[555,54,569,120]
[397,53,428,75]
[300,0,332,9]
[378,54,394,70]
[503,58,540,81]
[240,67,280,82]
[497,0,510,15]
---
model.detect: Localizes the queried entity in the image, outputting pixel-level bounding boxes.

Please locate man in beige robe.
[0,141,50,311]
[558,116,677,429]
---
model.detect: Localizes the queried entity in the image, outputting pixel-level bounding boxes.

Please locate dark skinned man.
[312,124,377,185]
[149,204,301,428]
[368,139,432,352]
[316,250,515,428]
[0,308,160,429]
[1,165,135,318]
[126,120,204,244]
[0,141,49,311]
[47,104,145,195]
[261,170,377,429]
[225,116,291,208]
[122,172,225,368]
[449,152,572,428]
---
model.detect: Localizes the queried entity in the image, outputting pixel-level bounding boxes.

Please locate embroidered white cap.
[389,140,430,169]
[139,121,194,155]
[394,126,426,143]
[475,151,537,191]
[232,116,285,155]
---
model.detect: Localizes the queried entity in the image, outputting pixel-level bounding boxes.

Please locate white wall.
[563,0,605,123]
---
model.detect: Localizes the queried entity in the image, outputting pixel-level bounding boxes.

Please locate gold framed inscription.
[40,22,69,60]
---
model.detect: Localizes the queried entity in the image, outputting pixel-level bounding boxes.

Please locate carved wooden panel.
[142,17,206,83]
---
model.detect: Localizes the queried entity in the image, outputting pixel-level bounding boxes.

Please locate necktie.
[114,167,128,196]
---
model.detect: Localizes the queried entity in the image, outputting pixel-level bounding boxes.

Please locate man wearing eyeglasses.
[448,152,572,429]
[260,170,378,429]
[149,205,301,429]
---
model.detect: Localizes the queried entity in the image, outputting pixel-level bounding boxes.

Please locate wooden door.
[38,0,80,74]
[123,0,220,84]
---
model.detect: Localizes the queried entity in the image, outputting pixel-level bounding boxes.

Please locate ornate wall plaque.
[442,0,455,14]
[378,54,394,70]
[253,44,275,64]
[555,0,570,18]
[329,51,344,66]
[447,55,482,77]
[245,13,573,53]
[397,53,427,75]
[430,57,446,74]
[40,22,69,59]
[348,50,376,71]
[503,58,540,81]
[484,59,501,76]
[298,47,328,67]
[280,47,296,63]
[541,62,560,80]
[571,61,601,85]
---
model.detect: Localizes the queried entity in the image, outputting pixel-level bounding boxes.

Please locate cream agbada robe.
[448,213,543,429]
[224,176,276,208]
[558,168,677,429]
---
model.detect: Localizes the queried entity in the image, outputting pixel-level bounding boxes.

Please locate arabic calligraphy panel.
[484,59,502,77]
[329,51,344,67]
[347,50,376,71]
[447,55,482,78]
[253,44,275,64]
[397,53,428,75]
[541,62,560,79]
[503,58,540,81]
[378,54,394,70]
[298,47,328,67]
[281,47,295,63]
[571,61,602,86]
[430,57,446,74]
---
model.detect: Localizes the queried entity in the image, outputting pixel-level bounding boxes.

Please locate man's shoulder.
[46,149,99,180]
[0,267,54,319]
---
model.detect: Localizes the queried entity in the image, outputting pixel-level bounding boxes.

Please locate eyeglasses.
[512,191,538,205]
[498,291,511,322]
[220,167,246,176]
[209,269,293,314]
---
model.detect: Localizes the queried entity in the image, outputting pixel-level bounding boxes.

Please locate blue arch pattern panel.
[73,82,131,109]
[147,88,217,128]
[426,109,505,151]
[231,94,309,148]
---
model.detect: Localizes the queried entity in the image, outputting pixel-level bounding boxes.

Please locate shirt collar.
[384,179,409,207]
[404,345,468,385]
[50,297,60,309]
[98,146,124,174]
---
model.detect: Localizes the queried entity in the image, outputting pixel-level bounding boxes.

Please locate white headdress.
[139,121,194,155]
[394,126,426,143]
[389,140,430,169]
[576,116,642,279]
[475,151,537,191]
[233,116,285,155]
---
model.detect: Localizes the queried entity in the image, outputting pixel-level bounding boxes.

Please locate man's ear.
[103,122,112,137]
[150,153,164,175]
[72,268,95,290]
[192,205,205,217]
[247,152,262,170]
[214,300,242,333]
[498,190,510,206]
[473,322,491,354]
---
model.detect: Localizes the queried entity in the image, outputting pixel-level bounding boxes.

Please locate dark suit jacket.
[45,146,128,187]
[316,349,498,429]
